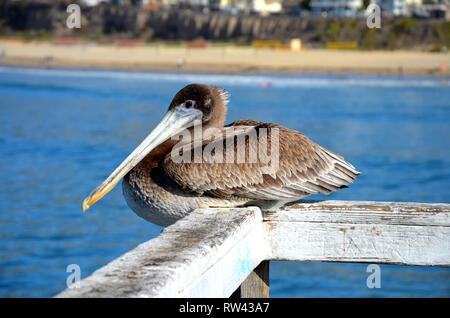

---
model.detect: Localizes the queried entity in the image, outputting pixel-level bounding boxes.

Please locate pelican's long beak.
[82,104,202,211]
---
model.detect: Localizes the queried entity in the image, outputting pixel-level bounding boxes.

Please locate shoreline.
[0,41,449,77]
[2,62,449,81]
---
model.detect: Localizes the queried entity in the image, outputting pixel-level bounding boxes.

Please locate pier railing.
[57,200,450,298]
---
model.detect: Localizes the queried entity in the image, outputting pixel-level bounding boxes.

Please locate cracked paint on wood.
[57,200,449,298]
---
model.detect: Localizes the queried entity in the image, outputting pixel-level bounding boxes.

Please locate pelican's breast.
[122,164,248,227]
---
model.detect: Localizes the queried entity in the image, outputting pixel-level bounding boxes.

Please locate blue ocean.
[0,66,449,297]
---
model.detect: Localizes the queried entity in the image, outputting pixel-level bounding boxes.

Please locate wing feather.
[162,121,360,202]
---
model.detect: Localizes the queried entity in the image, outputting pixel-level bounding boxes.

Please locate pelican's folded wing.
[161,121,360,201]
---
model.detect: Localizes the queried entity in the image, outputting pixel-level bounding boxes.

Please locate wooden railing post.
[231,261,270,298]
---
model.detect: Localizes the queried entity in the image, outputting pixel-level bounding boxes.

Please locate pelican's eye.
[185,100,194,109]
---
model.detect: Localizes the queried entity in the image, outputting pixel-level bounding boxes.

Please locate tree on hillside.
[300,0,311,10]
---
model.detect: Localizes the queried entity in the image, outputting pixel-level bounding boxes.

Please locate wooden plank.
[264,201,450,266]
[238,261,270,298]
[56,207,267,298]
[265,200,450,226]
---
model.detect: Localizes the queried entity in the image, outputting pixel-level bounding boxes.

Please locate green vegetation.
[363,0,371,9]
[433,21,450,46]
[300,0,311,10]
[359,28,379,50]
[392,18,417,34]
[323,22,341,42]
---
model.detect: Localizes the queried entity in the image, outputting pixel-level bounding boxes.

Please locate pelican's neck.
[139,138,178,169]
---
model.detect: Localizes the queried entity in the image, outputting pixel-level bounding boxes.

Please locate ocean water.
[0,66,449,298]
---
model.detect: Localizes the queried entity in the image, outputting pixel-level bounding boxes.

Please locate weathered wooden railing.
[57,200,450,298]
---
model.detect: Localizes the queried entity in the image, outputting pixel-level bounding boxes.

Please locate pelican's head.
[82,84,229,211]
[169,83,229,129]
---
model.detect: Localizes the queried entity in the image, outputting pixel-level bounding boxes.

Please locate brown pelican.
[82,84,360,226]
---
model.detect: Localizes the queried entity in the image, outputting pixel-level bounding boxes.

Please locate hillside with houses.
[1,0,449,51]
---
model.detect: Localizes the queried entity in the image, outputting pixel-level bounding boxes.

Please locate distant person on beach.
[398,66,404,78]
[177,57,185,70]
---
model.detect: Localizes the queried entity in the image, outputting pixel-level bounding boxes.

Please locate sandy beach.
[0,40,449,76]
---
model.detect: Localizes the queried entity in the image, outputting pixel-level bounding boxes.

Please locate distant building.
[310,0,363,17]
[127,0,208,6]
[81,0,108,6]
[370,0,419,16]
[17,0,68,3]
[219,0,283,16]
[253,0,283,15]
[421,0,450,19]
[371,0,448,18]
[172,0,209,6]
